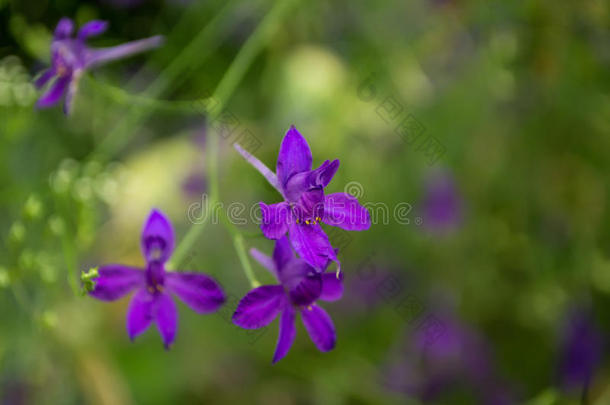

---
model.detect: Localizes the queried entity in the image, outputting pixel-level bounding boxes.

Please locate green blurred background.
[1,0,609,404]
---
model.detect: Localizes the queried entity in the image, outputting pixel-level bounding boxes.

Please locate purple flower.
[89,209,225,349]
[557,308,603,395]
[421,170,462,233]
[35,18,163,114]
[232,237,343,363]
[235,126,370,272]
[384,309,514,404]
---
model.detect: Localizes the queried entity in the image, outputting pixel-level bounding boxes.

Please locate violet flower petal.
[232,285,284,329]
[288,222,336,271]
[249,248,278,279]
[276,126,313,189]
[260,201,292,240]
[36,75,70,108]
[319,272,343,302]
[164,272,225,314]
[233,143,283,195]
[323,192,371,231]
[292,188,325,223]
[283,160,339,201]
[290,273,323,306]
[78,20,108,40]
[141,209,175,264]
[54,18,74,39]
[311,159,340,188]
[90,264,145,301]
[273,305,296,364]
[301,304,336,352]
[34,68,56,89]
[272,236,294,271]
[126,288,155,341]
[280,259,322,306]
[155,292,178,349]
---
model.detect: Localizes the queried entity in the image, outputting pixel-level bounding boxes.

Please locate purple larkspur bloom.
[557,308,603,395]
[35,18,163,114]
[234,126,371,272]
[89,209,225,349]
[232,236,343,363]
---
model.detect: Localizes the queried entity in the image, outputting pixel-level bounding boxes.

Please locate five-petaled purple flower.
[89,209,225,349]
[232,236,343,363]
[35,18,163,114]
[234,126,370,273]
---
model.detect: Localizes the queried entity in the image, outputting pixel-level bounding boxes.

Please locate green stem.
[89,0,239,161]
[170,0,299,282]
[12,281,32,315]
[167,195,216,270]
[232,233,260,288]
[86,77,217,114]
[216,207,259,287]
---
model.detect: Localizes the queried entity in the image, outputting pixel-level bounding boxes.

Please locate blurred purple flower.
[384,309,514,404]
[557,308,603,396]
[234,126,370,273]
[232,236,343,363]
[89,209,225,349]
[35,18,163,114]
[182,171,207,198]
[421,170,462,233]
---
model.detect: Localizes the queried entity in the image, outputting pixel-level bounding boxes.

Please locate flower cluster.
[231,126,371,361]
[86,125,370,361]
[42,17,373,361]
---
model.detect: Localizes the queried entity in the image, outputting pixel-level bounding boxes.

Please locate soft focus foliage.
[1,0,609,404]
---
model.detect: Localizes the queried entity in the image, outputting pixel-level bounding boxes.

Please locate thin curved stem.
[89,0,239,161]
[170,0,300,284]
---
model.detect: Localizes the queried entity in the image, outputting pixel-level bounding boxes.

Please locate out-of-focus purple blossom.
[182,171,207,198]
[421,170,462,234]
[35,18,163,114]
[89,209,225,349]
[234,126,371,273]
[232,236,343,363]
[557,307,603,396]
[384,309,514,404]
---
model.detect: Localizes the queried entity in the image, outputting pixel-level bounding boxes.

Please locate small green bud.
[9,221,25,243]
[0,267,10,288]
[41,310,58,329]
[48,215,66,236]
[18,249,35,270]
[81,267,99,295]
[23,194,43,220]
[73,177,93,201]
[40,264,57,284]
